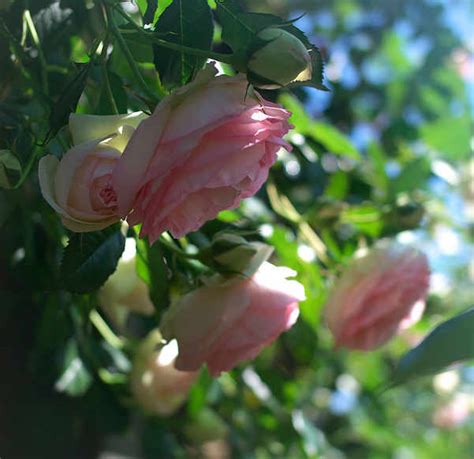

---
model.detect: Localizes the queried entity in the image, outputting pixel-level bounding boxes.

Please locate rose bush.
[113,65,292,242]
[324,241,430,350]
[39,112,146,232]
[160,262,305,376]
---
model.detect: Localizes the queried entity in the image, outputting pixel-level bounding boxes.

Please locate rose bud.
[199,232,274,277]
[98,237,154,329]
[247,28,312,89]
[324,241,430,351]
[160,262,305,377]
[130,331,198,416]
[39,112,146,232]
[113,64,292,242]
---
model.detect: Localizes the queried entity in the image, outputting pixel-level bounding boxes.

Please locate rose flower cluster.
[39,65,430,416]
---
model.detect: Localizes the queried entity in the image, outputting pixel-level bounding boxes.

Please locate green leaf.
[153,0,214,89]
[281,94,360,160]
[420,115,471,161]
[388,157,431,197]
[136,238,170,313]
[392,308,474,385]
[55,338,93,396]
[0,149,21,189]
[61,226,125,293]
[313,122,360,160]
[46,62,91,143]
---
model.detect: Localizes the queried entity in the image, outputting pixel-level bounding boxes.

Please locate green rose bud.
[199,232,274,277]
[247,27,312,89]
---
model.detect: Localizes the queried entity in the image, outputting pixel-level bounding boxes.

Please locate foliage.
[0,0,472,458]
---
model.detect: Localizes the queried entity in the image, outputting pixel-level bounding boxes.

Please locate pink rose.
[113,65,292,242]
[39,112,146,232]
[131,331,198,416]
[324,241,430,350]
[160,262,305,376]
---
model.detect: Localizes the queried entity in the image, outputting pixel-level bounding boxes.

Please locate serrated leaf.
[392,308,474,385]
[0,149,21,189]
[152,0,213,89]
[46,62,91,143]
[55,338,93,396]
[61,226,125,293]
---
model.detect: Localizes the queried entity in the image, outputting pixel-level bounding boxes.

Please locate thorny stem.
[112,4,236,66]
[104,2,160,105]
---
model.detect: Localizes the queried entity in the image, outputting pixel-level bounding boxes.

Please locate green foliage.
[153,0,214,88]
[0,149,21,189]
[393,308,474,384]
[61,226,126,293]
[55,338,93,396]
[136,237,170,313]
[0,0,472,457]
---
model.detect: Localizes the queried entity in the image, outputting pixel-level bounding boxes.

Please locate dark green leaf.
[152,0,214,89]
[392,308,474,385]
[46,62,91,143]
[388,157,431,198]
[0,149,21,189]
[136,238,170,313]
[61,226,125,293]
[55,338,93,396]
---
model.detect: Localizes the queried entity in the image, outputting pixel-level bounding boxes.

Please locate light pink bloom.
[160,262,305,376]
[432,394,472,429]
[131,332,198,416]
[113,65,292,242]
[39,112,146,232]
[324,241,430,351]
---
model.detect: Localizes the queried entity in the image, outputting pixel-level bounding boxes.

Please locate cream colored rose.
[98,237,154,329]
[39,112,147,232]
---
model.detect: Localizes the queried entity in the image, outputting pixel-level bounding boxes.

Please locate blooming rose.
[160,262,305,376]
[324,241,430,351]
[131,331,198,416]
[98,237,154,329]
[113,65,292,242]
[39,112,146,232]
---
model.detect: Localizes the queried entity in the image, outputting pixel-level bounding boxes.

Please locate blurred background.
[0,0,472,458]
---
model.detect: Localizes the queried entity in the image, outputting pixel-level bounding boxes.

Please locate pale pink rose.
[39,112,147,232]
[113,65,292,242]
[131,332,198,416]
[432,394,472,429]
[160,262,305,376]
[324,241,430,351]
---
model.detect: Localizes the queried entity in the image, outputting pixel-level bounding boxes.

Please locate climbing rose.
[160,262,305,376]
[39,112,146,232]
[113,65,292,242]
[324,241,430,350]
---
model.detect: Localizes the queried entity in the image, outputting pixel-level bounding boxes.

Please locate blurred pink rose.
[131,332,198,416]
[161,262,305,376]
[432,394,471,429]
[113,65,292,242]
[324,241,430,350]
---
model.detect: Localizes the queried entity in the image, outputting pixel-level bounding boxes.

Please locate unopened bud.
[200,232,273,277]
[248,28,312,89]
